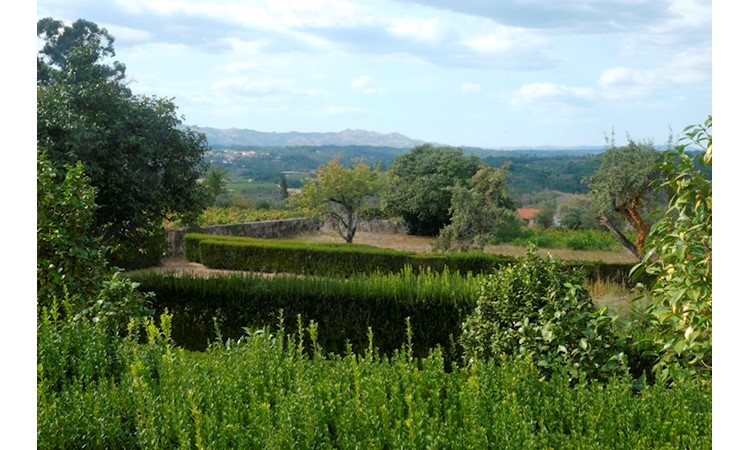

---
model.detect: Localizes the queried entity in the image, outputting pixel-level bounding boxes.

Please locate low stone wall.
[166,218,321,256]
[321,218,405,234]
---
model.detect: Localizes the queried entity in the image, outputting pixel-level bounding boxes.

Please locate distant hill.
[193,127,426,149]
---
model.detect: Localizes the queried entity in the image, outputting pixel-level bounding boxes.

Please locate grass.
[292,230,639,264]
[587,277,639,320]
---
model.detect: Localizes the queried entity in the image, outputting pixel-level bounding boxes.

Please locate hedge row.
[183,233,643,284]
[131,270,479,360]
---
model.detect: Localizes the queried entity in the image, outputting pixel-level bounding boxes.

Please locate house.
[516,208,540,227]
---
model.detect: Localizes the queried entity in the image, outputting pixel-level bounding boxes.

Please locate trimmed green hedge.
[182,233,643,284]
[131,270,479,360]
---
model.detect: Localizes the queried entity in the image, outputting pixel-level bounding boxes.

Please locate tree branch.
[598,215,640,259]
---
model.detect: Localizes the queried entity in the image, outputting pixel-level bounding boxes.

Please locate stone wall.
[166,217,405,256]
[321,218,405,234]
[166,218,321,256]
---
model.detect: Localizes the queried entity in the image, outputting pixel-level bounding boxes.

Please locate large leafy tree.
[37,17,126,86]
[383,144,483,236]
[586,141,664,258]
[291,157,384,243]
[37,18,210,269]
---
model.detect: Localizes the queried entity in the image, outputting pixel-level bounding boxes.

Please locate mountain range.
[193,127,426,149]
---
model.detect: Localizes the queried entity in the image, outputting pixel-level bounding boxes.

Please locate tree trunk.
[624,198,650,253]
[598,216,640,259]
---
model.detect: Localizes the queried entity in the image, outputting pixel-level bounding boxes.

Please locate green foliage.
[434,166,517,252]
[586,140,665,257]
[460,246,628,382]
[38,314,711,449]
[534,197,557,229]
[631,116,712,384]
[484,153,599,196]
[37,148,107,310]
[492,226,627,252]
[203,165,229,203]
[291,157,384,243]
[37,149,153,333]
[167,206,303,227]
[37,17,210,269]
[383,144,484,235]
[558,195,600,230]
[37,17,126,86]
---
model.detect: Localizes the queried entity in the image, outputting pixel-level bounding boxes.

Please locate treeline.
[208,145,605,197]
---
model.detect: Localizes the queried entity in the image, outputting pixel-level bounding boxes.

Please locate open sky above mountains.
[36,0,712,148]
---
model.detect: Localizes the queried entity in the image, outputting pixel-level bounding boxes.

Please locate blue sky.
[35,0,712,148]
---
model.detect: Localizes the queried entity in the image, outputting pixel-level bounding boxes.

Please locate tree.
[37,18,210,269]
[37,17,127,86]
[534,196,557,229]
[291,157,384,243]
[632,116,712,384]
[279,173,290,199]
[433,166,517,252]
[383,144,483,236]
[204,166,230,203]
[586,140,664,258]
[558,195,599,230]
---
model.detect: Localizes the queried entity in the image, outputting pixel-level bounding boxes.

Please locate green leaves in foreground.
[460,246,628,383]
[631,116,712,384]
[38,313,711,449]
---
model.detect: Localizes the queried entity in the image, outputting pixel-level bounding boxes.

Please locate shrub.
[460,246,628,382]
[631,116,712,384]
[37,148,153,333]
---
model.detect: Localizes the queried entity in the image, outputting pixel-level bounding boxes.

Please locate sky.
[34,0,712,149]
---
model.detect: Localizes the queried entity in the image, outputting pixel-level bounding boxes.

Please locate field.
[291,229,639,264]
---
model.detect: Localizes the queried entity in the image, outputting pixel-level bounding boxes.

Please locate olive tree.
[433,166,517,252]
[291,157,384,244]
[586,141,664,258]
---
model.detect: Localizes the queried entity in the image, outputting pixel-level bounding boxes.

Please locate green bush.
[37,149,153,333]
[460,246,628,383]
[38,314,712,449]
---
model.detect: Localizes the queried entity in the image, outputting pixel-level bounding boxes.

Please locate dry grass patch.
[291,230,639,264]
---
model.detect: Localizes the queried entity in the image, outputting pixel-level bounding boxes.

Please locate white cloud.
[460,82,481,93]
[211,78,321,99]
[387,17,453,43]
[598,48,710,100]
[351,75,385,94]
[510,83,596,109]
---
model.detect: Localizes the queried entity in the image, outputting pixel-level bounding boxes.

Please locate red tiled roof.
[516,208,540,220]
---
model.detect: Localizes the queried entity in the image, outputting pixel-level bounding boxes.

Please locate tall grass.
[38,313,712,449]
[588,277,639,320]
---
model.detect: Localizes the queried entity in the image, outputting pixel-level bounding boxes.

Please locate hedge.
[182,233,642,284]
[130,270,478,361]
